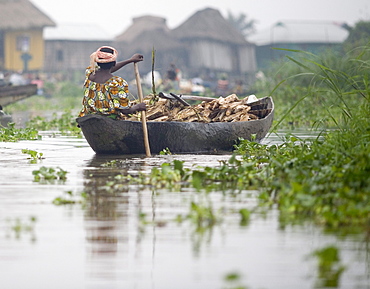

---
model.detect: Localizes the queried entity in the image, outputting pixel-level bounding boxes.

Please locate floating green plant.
[6,216,37,240]
[223,272,247,289]
[159,147,172,155]
[146,160,190,190]
[32,166,68,182]
[22,149,44,163]
[26,110,81,137]
[0,123,40,142]
[52,191,87,205]
[239,208,251,226]
[101,160,119,167]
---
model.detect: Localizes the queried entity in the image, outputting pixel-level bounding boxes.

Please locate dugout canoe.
[76,96,274,155]
[0,84,37,107]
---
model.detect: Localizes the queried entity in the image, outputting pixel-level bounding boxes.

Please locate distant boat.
[0,84,37,127]
[0,107,12,127]
[77,96,274,155]
[0,84,37,107]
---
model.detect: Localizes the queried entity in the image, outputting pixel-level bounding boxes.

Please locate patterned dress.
[78,66,131,119]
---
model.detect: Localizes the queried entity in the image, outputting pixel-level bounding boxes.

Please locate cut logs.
[124,94,271,123]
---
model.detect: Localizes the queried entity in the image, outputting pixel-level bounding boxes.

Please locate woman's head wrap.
[90,46,118,74]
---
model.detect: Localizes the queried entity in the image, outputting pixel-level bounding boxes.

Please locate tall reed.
[254,44,370,129]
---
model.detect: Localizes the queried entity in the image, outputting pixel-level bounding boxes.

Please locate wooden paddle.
[158,92,216,102]
[134,62,151,157]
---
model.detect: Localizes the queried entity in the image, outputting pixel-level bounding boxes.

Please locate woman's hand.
[119,103,146,115]
[111,54,144,72]
[131,103,146,112]
[130,54,144,63]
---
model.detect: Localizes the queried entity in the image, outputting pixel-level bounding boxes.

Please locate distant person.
[167,67,177,81]
[216,74,229,96]
[232,79,245,95]
[0,72,6,86]
[191,77,205,95]
[163,63,181,91]
[31,75,44,95]
[9,71,26,86]
[78,46,146,120]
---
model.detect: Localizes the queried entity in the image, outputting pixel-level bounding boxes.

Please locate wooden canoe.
[0,84,37,107]
[76,96,274,155]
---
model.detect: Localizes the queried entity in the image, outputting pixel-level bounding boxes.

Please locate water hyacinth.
[133,44,370,230]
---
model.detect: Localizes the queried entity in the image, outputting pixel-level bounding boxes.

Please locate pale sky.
[31,0,369,37]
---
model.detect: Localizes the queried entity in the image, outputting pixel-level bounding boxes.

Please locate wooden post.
[134,62,151,157]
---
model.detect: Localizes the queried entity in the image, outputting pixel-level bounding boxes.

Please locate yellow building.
[0,0,55,72]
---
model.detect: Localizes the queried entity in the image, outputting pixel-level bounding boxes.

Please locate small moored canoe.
[76,96,274,155]
[0,84,37,107]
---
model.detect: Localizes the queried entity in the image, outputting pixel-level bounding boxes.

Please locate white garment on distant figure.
[9,73,26,86]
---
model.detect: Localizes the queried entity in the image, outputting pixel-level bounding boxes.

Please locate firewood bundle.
[125,94,266,123]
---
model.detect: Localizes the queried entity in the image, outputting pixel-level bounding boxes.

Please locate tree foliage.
[343,21,370,51]
[227,11,257,37]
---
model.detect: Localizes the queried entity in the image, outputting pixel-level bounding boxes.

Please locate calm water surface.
[0,132,369,289]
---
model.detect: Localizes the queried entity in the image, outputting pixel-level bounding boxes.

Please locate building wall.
[42,37,257,83]
[238,45,257,73]
[4,29,44,71]
[44,40,113,72]
[184,39,256,78]
[188,40,233,72]
[112,42,188,80]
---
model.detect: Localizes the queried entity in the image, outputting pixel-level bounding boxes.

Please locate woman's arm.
[110,54,143,73]
[118,103,147,115]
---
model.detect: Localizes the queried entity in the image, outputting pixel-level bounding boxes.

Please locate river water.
[0,132,368,289]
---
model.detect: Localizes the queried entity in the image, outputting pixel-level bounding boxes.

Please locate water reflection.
[310,246,346,288]
[81,153,236,285]
[82,158,131,283]
[82,154,164,284]
[0,135,369,289]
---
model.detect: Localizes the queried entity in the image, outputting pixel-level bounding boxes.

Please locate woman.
[78,46,146,119]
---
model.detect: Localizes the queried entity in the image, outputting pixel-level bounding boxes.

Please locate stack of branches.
[125,94,266,123]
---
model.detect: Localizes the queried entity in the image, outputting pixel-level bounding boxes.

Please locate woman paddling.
[78,46,146,120]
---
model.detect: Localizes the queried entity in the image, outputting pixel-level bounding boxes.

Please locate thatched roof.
[45,23,113,41]
[120,28,183,52]
[0,0,55,30]
[115,15,170,43]
[172,8,247,45]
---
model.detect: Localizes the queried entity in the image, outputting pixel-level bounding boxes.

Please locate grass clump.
[253,44,370,129]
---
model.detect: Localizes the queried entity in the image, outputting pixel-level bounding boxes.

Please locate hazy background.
[31,0,369,37]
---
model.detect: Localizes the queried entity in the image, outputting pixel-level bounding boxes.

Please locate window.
[16,35,30,52]
[57,49,64,61]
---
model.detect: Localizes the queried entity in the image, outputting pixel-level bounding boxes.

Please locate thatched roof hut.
[116,15,170,43]
[0,0,55,71]
[172,8,256,78]
[114,15,186,78]
[0,0,55,30]
[44,23,113,74]
[114,9,256,81]
[172,8,247,45]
